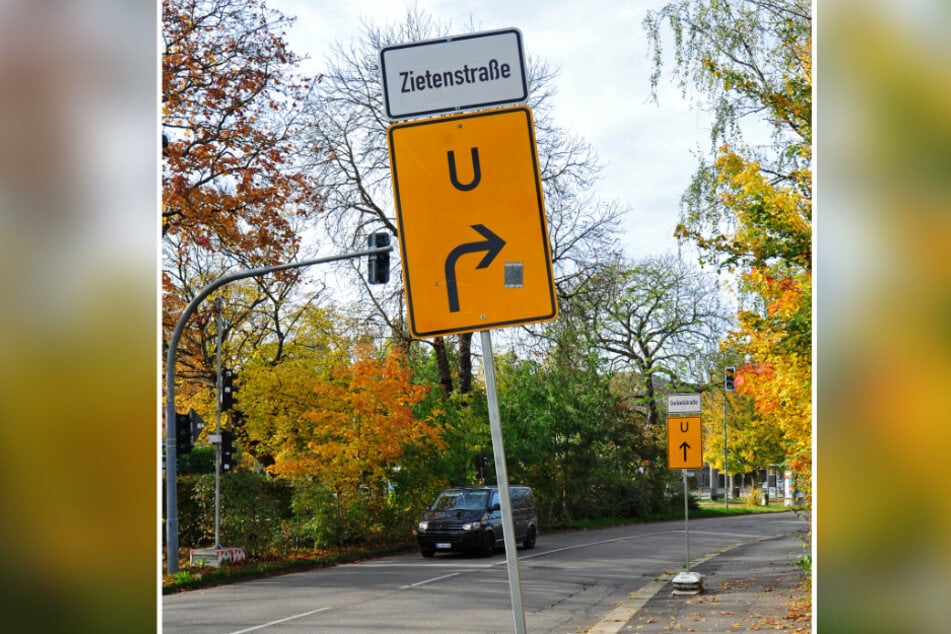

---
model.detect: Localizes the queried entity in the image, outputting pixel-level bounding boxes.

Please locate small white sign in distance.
[380,28,529,120]
[667,393,702,414]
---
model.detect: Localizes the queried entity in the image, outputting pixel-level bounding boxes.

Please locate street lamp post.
[164,245,391,575]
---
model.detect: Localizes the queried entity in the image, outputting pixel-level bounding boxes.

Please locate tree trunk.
[432,337,454,397]
[643,369,660,426]
[457,332,473,394]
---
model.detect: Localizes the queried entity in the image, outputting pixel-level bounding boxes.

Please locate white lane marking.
[685,531,763,539]
[357,562,493,569]
[227,607,331,633]
[401,572,463,588]
[518,530,678,560]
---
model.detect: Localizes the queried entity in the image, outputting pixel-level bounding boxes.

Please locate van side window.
[490,491,500,508]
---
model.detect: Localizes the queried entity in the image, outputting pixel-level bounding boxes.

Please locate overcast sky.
[272,0,710,261]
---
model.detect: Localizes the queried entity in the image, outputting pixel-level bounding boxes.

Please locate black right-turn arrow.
[444,224,506,313]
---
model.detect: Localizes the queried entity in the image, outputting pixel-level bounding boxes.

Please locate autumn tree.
[162,0,319,256]
[645,0,812,494]
[234,310,446,544]
[162,0,327,414]
[701,380,784,485]
[300,6,624,395]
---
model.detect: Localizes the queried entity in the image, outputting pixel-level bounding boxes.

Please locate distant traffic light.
[221,368,236,411]
[221,430,236,471]
[188,408,205,442]
[725,366,736,391]
[176,412,192,454]
[367,232,390,284]
[475,452,488,480]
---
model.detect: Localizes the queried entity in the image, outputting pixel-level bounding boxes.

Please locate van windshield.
[432,490,489,511]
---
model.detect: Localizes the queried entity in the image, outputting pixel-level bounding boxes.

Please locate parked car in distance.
[416,486,538,557]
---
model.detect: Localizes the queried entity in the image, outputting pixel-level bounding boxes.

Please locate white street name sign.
[667,393,702,414]
[380,28,528,120]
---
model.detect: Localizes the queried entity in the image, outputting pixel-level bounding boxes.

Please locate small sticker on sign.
[505,262,523,288]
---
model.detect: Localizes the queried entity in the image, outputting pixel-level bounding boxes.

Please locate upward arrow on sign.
[679,441,691,462]
[668,416,703,470]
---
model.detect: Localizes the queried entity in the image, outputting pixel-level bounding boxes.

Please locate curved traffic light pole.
[164,244,392,575]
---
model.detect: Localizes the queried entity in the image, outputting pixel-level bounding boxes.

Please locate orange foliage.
[162,0,319,261]
[269,347,445,491]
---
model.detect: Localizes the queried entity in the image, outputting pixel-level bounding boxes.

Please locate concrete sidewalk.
[589,529,811,633]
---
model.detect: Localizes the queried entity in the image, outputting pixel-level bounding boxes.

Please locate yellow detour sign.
[387,105,557,338]
[667,416,703,470]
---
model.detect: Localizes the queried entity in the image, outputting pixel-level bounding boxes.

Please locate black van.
[416,486,538,557]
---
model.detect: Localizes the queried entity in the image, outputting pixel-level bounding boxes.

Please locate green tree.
[584,253,731,426]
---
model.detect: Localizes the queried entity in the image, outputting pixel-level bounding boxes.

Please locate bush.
[178,446,216,475]
[190,471,293,556]
[287,480,415,549]
[746,488,766,507]
[667,486,700,515]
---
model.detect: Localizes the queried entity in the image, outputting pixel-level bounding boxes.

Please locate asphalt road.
[163,512,806,633]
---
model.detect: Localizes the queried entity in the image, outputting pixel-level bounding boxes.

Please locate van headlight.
[462,521,482,531]
[418,521,428,532]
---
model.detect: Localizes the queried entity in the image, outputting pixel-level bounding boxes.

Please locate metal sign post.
[666,394,703,594]
[381,28,553,629]
[481,329,527,634]
[683,471,690,570]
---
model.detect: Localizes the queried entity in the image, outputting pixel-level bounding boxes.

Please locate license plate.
[435,543,451,549]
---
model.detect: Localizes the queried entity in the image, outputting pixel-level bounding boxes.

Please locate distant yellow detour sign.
[387,105,558,338]
[667,416,703,470]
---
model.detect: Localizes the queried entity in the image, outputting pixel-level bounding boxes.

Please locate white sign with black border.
[380,28,528,120]
[667,393,702,414]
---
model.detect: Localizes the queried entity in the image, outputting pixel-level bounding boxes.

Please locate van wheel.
[479,531,495,557]
[421,548,435,558]
[522,526,536,550]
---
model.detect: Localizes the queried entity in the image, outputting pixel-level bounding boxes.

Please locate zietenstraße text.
[400,59,512,93]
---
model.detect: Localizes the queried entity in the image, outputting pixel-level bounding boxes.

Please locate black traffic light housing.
[221,430,236,471]
[725,366,736,391]
[175,412,192,454]
[367,232,390,284]
[221,368,236,411]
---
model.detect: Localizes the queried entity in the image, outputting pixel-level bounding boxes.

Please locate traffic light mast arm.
[163,243,393,575]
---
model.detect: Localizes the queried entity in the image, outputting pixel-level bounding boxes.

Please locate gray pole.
[480,330,527,634]
[723,389,729,510]
[214,298,223,548]
[164,245,392,574]
[683,471,690,571]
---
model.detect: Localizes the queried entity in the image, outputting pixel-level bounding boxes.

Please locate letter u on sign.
[447,148,481,191]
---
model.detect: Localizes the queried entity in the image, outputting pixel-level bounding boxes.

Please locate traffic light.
[475,452,491,480]
[367,232,390,284]
[175,412,192,454]
[221,430,236,471]
[725,366,736,391]
[188,408,205,442]
[221,368,236,411]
